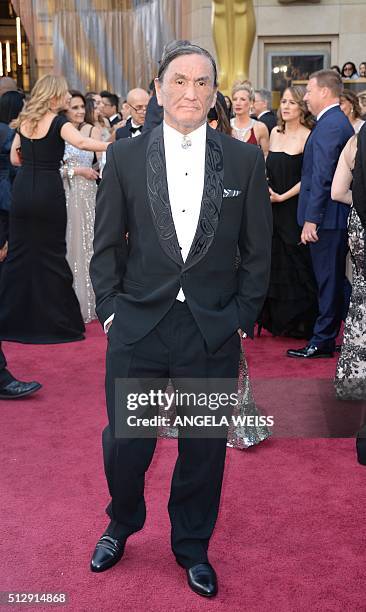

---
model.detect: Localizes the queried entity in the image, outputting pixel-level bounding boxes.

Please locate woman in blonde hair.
[259,86,318,339]
[0,74,109,344]
[231,83,269,155]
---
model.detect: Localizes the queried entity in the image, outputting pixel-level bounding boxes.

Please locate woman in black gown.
[260,86,318,339]
[0,75,109,344]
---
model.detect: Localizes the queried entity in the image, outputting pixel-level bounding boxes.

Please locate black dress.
[0,115,85,343]
[261,151,317,338]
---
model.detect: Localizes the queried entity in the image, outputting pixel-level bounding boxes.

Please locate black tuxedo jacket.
[142,95,163,133]
[257,111,277,134]
[109,114,122,128]
[90,124,272,353]
[115,117,142,140]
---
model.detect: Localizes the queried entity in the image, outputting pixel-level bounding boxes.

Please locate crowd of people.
[1,39,366,598]
[0,54,366,406]
[331,61,366,80]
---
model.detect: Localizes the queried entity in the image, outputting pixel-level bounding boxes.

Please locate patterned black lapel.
[146,124,183,267]
[184,126,224,271]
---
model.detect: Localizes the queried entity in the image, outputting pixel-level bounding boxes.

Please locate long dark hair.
[207,104,232,135]
[63,90,92,130]
[0,90,24,124]
[84,95,95,126]
[207,91,232,135]
[341,62,358,79]
[68,90,86,106]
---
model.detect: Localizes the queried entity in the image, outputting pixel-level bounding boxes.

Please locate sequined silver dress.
[335,206,366,399]
[63,143,97,323]
[159,345,271,449]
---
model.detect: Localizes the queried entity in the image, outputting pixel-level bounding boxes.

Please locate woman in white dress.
[62,90,101,323]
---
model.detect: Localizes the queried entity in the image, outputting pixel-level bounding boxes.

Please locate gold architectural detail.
[212,0,256,95]
[278,0,320,3]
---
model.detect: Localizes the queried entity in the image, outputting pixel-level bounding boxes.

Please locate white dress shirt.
[103,121,207,332]
[164,121,206,301]
[316,103,339,121]
[130,119,143,137]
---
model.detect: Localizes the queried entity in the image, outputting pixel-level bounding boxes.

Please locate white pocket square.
[223,189,242,198]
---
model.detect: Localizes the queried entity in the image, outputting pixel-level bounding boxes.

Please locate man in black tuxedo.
[90,43,272,597]
[100,91,121,128]
[115,88,149,140]
[252,89,277,134]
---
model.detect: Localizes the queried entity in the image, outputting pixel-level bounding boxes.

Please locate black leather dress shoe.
[186,563,218,597]
[90,535,125,572]
[287,345,334,359]
[0,380,42,399]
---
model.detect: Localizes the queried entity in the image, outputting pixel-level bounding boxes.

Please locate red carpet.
[1,323,365,611]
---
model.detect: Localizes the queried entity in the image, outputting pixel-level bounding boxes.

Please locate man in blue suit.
[288,69,354,358]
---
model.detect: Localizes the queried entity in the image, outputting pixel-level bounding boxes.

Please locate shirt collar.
[163,121,207,148]
[131,119,142,129]
[257,110,270,119]
[109,113,119,122]
[317,103,339,121]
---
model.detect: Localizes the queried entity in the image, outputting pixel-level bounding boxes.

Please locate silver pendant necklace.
[181,135,192,150]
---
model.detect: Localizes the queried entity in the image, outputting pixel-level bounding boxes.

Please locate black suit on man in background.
[142,94,163,133]
[115,117,132,140]
[90,123,272,568]
[115,117,143,140]
[256,110,277,134]
[109,114,122,128]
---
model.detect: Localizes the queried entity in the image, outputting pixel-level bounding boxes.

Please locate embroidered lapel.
[184,126,224,271]
[146,124,183,267]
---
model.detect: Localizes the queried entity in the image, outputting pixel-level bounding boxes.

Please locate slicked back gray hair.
[255,89,272,109]
[157,43,218,87]
[161,40,191,61]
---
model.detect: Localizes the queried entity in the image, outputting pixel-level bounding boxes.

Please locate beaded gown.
[230,117,258,145]
[335,206,366,399]
[63,142,97,323]
[0,115,85,343]
[158,341,271,449]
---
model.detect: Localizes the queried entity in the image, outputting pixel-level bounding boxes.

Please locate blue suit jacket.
[297,106,354,229]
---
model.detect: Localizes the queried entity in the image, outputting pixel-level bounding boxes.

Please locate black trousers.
[0,344,13,385]
[103,301,241,568]
[1,212,14,386]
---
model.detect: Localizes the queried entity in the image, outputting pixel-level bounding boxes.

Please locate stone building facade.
[183,0,366,89]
